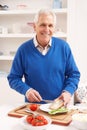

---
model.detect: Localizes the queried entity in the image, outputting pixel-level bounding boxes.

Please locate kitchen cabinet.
[0,0,67,74]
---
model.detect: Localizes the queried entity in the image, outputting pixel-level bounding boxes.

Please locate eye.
[40,24,46,27]
[40,24,54,28]
[49,24,53,28]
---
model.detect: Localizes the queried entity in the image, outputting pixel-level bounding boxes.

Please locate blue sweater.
[7,37,80,102]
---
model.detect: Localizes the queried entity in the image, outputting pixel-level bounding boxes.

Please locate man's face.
[34,14,55,47]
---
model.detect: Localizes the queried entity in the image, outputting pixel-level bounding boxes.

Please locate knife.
[25,109,38,116]
[42,99,54,103]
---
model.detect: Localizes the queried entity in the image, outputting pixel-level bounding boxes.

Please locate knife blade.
[42,99,54,103]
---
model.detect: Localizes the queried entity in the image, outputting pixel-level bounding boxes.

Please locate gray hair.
[34,9,56,26]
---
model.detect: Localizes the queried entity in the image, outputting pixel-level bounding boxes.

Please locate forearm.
[7,75,30,95]
[64,71,80,95]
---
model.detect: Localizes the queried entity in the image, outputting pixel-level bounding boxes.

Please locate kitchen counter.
[0,103,78,130]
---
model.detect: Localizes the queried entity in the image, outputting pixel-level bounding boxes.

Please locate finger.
[58,95,64,102]
[33,90,42,101]
[26,89,38,102]
[28,89,42,102]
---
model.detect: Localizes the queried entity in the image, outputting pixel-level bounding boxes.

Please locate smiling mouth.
[41,32,50,36]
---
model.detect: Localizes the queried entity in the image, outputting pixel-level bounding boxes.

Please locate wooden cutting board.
[8,103,79,126]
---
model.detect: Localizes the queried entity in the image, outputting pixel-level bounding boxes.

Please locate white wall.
[68,0,87,84]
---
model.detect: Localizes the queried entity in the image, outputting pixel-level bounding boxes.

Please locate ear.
[53,26,56,33]
[33,23,36,31]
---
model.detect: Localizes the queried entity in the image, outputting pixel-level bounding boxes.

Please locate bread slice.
[49,99,64,110]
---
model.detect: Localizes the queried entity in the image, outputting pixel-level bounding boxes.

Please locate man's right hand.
[26,88,42,102]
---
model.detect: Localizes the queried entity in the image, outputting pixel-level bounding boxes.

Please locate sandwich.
[49,99,64,110]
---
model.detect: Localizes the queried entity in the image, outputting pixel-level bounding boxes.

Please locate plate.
[19,115,51,130]
[40,103,52,112]
[40,103,68,114]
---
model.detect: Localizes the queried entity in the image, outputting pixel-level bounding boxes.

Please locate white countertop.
[0,103,78,130]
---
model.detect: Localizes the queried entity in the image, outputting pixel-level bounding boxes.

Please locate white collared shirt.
[33,36,52,55]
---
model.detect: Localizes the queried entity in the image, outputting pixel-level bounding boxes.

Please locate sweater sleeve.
[63,44,80,95]
[7,46,30,95]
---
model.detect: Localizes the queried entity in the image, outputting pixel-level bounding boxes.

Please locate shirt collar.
[33,35,52,48]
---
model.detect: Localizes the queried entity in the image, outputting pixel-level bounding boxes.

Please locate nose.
[45,25,49,29]
[44,25,50,32]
